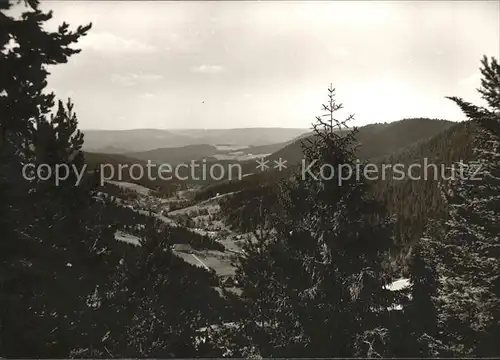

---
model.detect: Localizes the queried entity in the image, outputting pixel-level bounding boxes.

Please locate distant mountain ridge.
[85,118,459,198]
[82,127,309,153]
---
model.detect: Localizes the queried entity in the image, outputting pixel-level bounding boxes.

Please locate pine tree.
[0,0,91,150]
[229,86,400,357]
[431,56,500,356]
[1,1,233,357]
[0,1,116,356]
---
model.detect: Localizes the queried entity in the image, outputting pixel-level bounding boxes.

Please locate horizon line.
[79,117,458,132]
[80,126,313,131]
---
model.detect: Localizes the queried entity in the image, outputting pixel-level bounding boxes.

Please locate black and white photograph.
[1,0,499,358]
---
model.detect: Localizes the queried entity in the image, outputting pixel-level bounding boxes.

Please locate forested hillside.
[267,118,454,164]
[1,0,499,358]
[372,120,478,247]
[84,152,183,196]
[217,119,479,248]
[195,118,456,200]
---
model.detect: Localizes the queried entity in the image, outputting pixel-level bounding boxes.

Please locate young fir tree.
[229,86,401,358]
[426,56,500,356]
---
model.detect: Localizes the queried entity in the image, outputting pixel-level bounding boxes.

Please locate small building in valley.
[220,275,238,287]
[172,243,193,253]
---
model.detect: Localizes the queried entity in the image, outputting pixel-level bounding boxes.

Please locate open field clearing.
[114,231,141,246]
[107,180,152,196]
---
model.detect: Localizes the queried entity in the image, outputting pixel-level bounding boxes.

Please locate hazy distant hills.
[84,118,460,198]
[82,128,309,153]
[123,141,296,165]
[87,119,454,171]
[125,144,219,165]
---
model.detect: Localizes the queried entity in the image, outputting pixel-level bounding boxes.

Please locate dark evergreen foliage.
[219,86,402,357]
[404,56,500,357]
[0,1,230,357]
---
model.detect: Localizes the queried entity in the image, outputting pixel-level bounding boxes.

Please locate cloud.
[78,32,158,53]
[191,64,225,74]
[111,73,164,87]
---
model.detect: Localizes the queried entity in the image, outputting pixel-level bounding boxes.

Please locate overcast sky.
[30,1,500,129]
